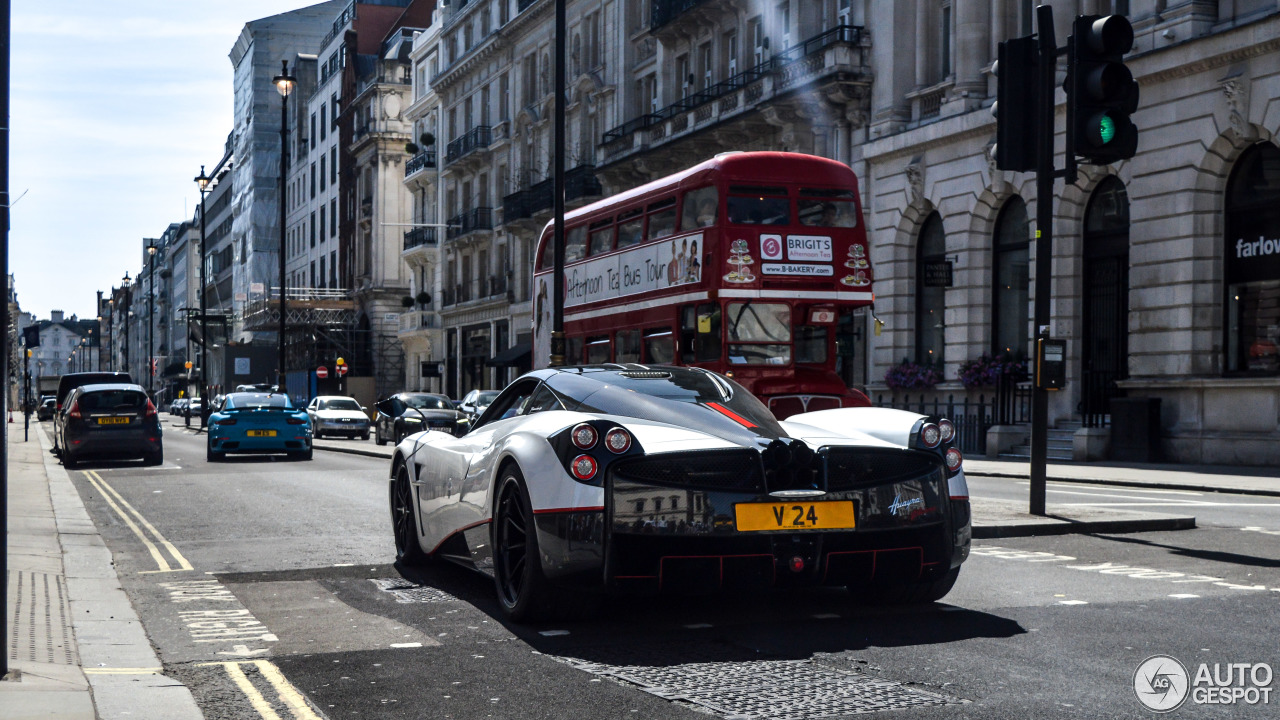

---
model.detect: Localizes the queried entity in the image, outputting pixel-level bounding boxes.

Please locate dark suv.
[56,383,162,468]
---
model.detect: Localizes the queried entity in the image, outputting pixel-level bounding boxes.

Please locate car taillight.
[216,418,237,426]
[67,400,81,420]
[945,447,963,473]
[571,423,597,450]
[938,418,955,443]
[920,422,942,448]
[570,454,598,481]
[604,427,632,454]
[287,416,307,425]
[144,400,157,419]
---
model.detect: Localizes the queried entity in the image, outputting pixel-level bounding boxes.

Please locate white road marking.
[1242,526,1280,536]
[1057,600,1088,605]
[1055,501,1280,508]
[539,630,570,636]
[1015,481,1204,497]
[1169,594,1200,599]
[390,642,422,648]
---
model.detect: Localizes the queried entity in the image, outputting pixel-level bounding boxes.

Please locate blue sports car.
[207,392,313,462]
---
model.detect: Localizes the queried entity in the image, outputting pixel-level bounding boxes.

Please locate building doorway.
[1081,176,1131,421]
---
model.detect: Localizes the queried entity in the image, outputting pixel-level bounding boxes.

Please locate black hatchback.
[58,383,163,468]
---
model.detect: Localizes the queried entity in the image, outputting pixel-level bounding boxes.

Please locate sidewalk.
[964,457,1280,497]
[2,421,202,719]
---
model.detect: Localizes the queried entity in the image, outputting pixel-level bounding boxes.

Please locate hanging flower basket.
[884,359,942,390]
[957,354,1029,388]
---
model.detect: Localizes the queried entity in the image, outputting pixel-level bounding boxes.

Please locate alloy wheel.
[494,481,529,609]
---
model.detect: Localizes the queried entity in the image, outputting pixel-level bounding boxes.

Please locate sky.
[9,1,324,322]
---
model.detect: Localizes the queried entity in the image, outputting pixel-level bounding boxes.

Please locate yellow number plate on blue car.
[734,501,856,532]
[246,430,277,437]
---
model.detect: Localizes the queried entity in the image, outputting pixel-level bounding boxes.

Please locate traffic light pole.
[1029,4,1058,517]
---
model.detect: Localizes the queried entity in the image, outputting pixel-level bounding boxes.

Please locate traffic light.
[1067,15,1138,164]
[993,36,1039,172]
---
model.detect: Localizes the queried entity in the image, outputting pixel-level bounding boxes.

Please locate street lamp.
[121,272,132,376]
[195,165,213,425]
[146,241,157,397]
[274,59,296,393]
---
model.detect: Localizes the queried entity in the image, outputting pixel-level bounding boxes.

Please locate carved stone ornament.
[905,158,925,205]
[1220,76,1255,142]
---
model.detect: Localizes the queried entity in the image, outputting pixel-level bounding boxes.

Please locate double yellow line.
[196,661,322,720]
[83,470,193,573]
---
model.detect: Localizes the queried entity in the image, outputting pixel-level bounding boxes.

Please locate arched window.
[1225,142,1280,375]
[993,197,1030,359]
[916,212,946,366]
[1081,176,1131,418]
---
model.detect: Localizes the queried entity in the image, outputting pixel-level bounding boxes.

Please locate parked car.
[373,393,468,445]
[170,398,187,416]
[37,397,56,421]
[386,365,971,622]
[206,392,312,462]
[458,389,501,419]
[185,398,204,420]
[57,383,162,468]
[53,372,132,453]
[305,395,371,439]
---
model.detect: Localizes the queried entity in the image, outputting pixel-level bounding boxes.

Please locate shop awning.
[486,341,531,367]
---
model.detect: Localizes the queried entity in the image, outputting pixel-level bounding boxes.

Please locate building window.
[1225,142,1280,375]
[319,207,326,244]
[939,1,953,80]
[310,213,316,248]
[310,163,316,198]
[310,113,316,149]
[916,212,946,366]
[320,102,327,141]
[993,197,1030,360]
[330,199,338,238]
[320,156,326,191]
[330,147,337,184]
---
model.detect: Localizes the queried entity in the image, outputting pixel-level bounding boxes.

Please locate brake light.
[67,400,81,420]
[945,447,963,473]
[604,428,632,453]
[920,422,942,448]
[570,454,598,481]
[215,418,238,426]
[286,416,307,425]
[938,418,955,443]
[144,400,157,419]
[571,423,597,450]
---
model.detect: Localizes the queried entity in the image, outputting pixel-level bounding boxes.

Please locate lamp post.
[146,241,157,397]
[273,60,296,393]
[195,166,212,426]
[121,272,132,376]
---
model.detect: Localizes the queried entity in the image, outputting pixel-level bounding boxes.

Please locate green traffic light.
[1099,114,1116,144]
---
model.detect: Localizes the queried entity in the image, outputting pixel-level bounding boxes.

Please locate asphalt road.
[64,426,1280,719]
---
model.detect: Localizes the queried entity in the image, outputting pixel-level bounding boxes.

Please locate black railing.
[994,374,1032,426]
[601,25,864,147]
[566,163,603,201]
[517,0,539,11]
[441,276,508,307]
[404,227,437,251]
[651,0,708,32]
[503,165,602,222]
[874,393,995,456]
[446,207,494,239]
[1081,369,1119,428]
[405,149,437,176]
[445,126,492,164]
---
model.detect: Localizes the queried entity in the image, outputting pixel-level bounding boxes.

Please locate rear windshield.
[549,368,782,432]
[404,395,453,410]
[78,390,146,412]
[225,393,292,409]
[320,398,361,411]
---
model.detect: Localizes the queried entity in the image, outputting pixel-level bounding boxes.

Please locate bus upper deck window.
[727,185,789,226]
[683,186,719,229]
[798,188,858,228]
[566,226,587,263]
[588,218,614,255]
[617,209,644,248]
[647,198,677,241]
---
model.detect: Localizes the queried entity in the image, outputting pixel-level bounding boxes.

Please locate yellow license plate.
[246,429,277,437]
[97,417,130,425]
[734,501,856,532]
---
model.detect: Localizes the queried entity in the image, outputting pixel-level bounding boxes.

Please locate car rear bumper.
[65,433,161,461]
[210,433,311,454]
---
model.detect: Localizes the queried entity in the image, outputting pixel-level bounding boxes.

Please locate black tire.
[62,455,77,470]
[850,566,961,606]
[391,462,429,567]
[314,430,323,439]
[375,423,387,446]
[493,469,568,622]
[394,424,406,444]
[206,444,225,463]
[361,432,370,441]
[144,450,164,466]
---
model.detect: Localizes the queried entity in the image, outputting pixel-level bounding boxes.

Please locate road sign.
[316,366,329,379]
[336,365,348,377]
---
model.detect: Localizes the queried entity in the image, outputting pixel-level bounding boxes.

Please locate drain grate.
[7,570,77,665]
[370,578,459,604]
[559,657,956,719]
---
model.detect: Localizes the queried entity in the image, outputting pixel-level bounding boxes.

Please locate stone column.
[955,0,990,96]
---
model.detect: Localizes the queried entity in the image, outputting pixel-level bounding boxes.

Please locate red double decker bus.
[532,151,872,418]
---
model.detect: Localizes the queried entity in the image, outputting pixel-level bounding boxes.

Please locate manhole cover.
[559,657,956,718]
[370,578,458,604]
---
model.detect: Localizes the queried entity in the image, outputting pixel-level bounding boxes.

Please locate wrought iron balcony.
[446,207,494,239]
[651,0,708,32]
[405,149,437,177]
[502,165,602,222]
[404,226,438,251]
[445,126,492,164]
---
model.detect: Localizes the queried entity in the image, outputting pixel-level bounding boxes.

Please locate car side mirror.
[360,406,368,413]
